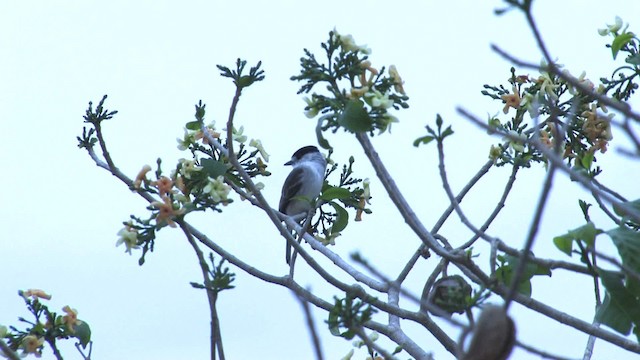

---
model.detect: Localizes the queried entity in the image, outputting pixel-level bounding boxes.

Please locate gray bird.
[279,145,326,264]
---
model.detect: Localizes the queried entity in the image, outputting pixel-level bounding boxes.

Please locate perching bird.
[279,145,326,264]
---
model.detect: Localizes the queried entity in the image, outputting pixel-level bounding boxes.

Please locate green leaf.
[185,121,202,131]
[553,222,601,256]
[441,125,454,138]
[201,158,227,179]
[338,99,372,132]
[626,53,640,65]
[579,152,594,170]
[611,32,635,59]
[315,118,332,150]
[321,187,352,201]
[553,235,574,256]
[597,292,633,335]
[74,321,92,348]
[413,135,434,147]
[327,306,341,336]
[596,270,640,335]
[330,201,349,233]
[495,263,532,297]
[495,254,551,297]
[608,226,640,276]
[612,199,640,220]
[237,75,254,88]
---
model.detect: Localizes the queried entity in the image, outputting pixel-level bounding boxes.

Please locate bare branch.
[294,289,324,360]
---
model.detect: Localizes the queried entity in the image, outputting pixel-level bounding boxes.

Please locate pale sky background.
[2,1,640,359]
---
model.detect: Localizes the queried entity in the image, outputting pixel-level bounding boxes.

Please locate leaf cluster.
[327,292,377,340]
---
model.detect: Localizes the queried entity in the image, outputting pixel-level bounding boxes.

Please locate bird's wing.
[279,167,306,213]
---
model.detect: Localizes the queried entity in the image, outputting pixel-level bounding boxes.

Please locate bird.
[279,145,327,264]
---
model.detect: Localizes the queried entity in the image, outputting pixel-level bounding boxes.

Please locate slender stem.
[458,165,519,249]
[582,319,600,360]
[0,339,21,360]
[458,107,640,224]
[94,122,116,171]
[180,223,223,360]
[45,338,64,360]
[225,87,243,162]
[353,327,398,360]
[395,160,494,285]
[355,133,462,261]
[294,290,324,360]
[492,282,640,354]
[515,340,578,360]
[504,161,556,310]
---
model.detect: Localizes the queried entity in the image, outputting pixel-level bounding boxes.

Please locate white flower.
[379,113,399,134]
[389,65,406,94]
[230,126,247,143]
[504,130,526,153]
[203,176,231,203]
[519,92,540,118]
[176,128,195,151]
[537,72,559,101]
[334,28,371,54]
[565,70,595,95]
[179,159,202,179]
[116,226,139,254]
[340,349,354,360]
[249,139,270,162]
[303,96,320,118]
[598,16,623,36]
[364,90,393,109]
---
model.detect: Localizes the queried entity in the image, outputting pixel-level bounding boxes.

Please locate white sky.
[2,1,640,359]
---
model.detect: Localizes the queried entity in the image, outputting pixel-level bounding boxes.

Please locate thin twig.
[294,289,324,360]
[524,8,640,123]
[353,328,399,360]
[515,340,579,360]
[504,161,556,310]
[457,107,640,225]
[180,222,225,360]
[0,339,21,360]
[491,282,640,354]
[582,318,600,360]
[395,160,494,286]
[459,164,520,249]
[355,132,464,262]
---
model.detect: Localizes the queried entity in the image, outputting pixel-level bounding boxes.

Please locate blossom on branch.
[21,335,44,357]
[203,176,231,204]
[500,87,521,114]
[116,224,139,254]
[133,165,152,189]
[61,305,82,333]
[152,196,185,228]
[389,65,406,95]
[21,289,52,301]
[249,138,270,162]
[153,176,174,196]
[334,28,371,54]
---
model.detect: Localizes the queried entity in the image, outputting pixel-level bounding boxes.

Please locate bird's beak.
[284,160,293,166]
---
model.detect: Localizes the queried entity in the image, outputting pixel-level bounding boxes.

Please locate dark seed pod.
[459,305,516,360]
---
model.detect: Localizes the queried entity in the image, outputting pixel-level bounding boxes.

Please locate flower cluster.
[2,290,91,358]
[177,121,221,150]
[483,63,615,170]
[292,29,409,142]
[597,16,639,101]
